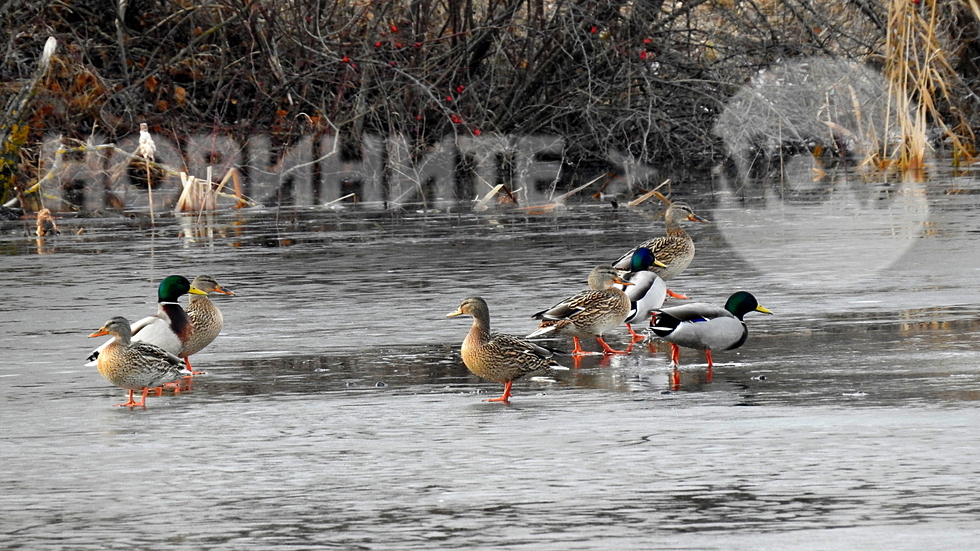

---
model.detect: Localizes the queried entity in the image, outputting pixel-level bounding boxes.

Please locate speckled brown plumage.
[613,202,707,280]
[527,266,633,355]
[88,316,186,407]
[181,275,234,362]
[448,297,562,402]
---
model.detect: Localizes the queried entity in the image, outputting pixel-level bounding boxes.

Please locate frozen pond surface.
[3,172,980,549]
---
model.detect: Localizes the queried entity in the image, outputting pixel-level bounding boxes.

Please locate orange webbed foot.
[626,323,646,343]
[183,357,206,376]
[666,289,690,300]
[570,337,599,356]
[597,337,629,355]
[485,381,513,402]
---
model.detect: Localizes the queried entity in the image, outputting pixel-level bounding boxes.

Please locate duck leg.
[183,356,206,376]
[571,337,588,356]
[114,389,138,407]
[486,381,513,402]
[150,378,190,396]
[132,387,151,407]
[669,343,681,366]
[115,388,149,407]
[162,380,186,393]
[666,289,690,300]
[596,336,629,355]
[626,323,646,342]
[704,350,714,368]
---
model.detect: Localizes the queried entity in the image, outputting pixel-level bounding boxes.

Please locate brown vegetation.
[2,0,980,208]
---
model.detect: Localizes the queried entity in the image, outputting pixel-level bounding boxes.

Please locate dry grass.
[4,0,980,208]
[882,0,977,172]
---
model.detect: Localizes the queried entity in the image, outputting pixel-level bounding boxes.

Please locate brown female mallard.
[613,201,707,281]
[526,266,633,355]
[181,275,234,372]
[447,297,565,402]
[88,316,189,407]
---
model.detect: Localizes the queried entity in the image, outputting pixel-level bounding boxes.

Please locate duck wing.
[487,332,563,376]
[654,301,732,323]
[131,341,183,366]
[531,290,593,321]
[652,302,746,351]
[130,315,183,355]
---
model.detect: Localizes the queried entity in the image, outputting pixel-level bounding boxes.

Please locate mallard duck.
[616,247,670,339]
[650,291,772,367]
[527,266,633,355]
[447,297,565,402]
[181,275,234,371]
[613,201,707,282]
[87,275,206,365]
[88,316,189,407]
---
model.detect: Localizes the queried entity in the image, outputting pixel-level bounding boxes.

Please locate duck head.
[725,291,773,320]
[158,275,208,302]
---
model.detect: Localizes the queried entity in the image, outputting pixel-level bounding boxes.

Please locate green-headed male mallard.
[87,275,206,366]
[617,247,671,339]
[527,266,633,355]
[181,275,234,372]
[448,297,566,402]
[613,201,707,283]
[650,291,772,367]
[88,316,189,407]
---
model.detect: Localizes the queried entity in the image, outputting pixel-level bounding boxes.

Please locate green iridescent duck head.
[724,291,773,320]
[157,275,207,303]
[628,247,668,272]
